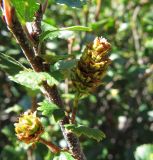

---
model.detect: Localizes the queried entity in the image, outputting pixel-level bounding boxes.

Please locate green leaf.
[38,100,59,116]
[49,59,77,81]
[42,52,73,64]
[0,53,24,75]
[50,59,77,72]
[62,93,75,100]
[40,24,92,41]
[37,100,65,121]
[56,0,86,8]
[65,124,106,142]
[9,70,58,90]
[40,30,59,42]
[4,105,22,114]
[52,109,65,122]
[44,151,54,160]
[11,0,39,22]
[90,19,108,30]
[1,125,16,142]
[51,71,64,82]
[53,152,75,160]
[135,144,153,160]
[61,26,92,32]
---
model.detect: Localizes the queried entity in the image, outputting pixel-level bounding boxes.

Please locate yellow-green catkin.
[14,110,44,144]
[72,37,111,94]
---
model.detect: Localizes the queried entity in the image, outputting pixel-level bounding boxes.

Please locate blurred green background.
[0,0,153,160]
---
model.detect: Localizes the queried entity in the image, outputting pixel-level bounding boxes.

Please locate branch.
[42,0,48,14]
[95,0,102,21]
[6,11,43,72]
[31,4,43,56]
[39,137,61,153]
[31,96,38,112]
[60,117,87,160]
[71,95,79,123]
[131,6,141,53]
[1,2,87,159]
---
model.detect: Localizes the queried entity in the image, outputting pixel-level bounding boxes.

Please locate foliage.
[38,100,65,121]
[40,25,92,41]
[65,124,105,142]
[11,0,39,22]
[9,70,58,90]
[0,0,153,160]
[135,144,153,160]
[54,152,75,160]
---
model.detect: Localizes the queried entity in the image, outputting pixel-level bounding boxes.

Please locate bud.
[72,37,111,94]
[14,110,44,144]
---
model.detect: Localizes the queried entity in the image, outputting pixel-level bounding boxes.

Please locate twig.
[31,97,37,112]
[42,0,48,14]
[64,38,75,112]
[1,2,87,160]
[60,117,87,160]
[27,146,35,160]
[32,4,43,56]
[39,137,61,153]
[95,0,102,21]
[71,95,79,123]
[73,10,81,25]
[131,6,141,54]
[42,83,64,108]
[9,13,43,72]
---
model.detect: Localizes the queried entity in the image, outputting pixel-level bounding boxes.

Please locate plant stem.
[71,95,79,123]
[1,2,87,159]
[39,138,61,153]
[31,96,37,112]
[95,0,102,21]
[60,117,87,160]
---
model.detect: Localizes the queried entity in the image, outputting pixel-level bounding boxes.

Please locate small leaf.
[50,59,77,72]
[53,109,65,122]
[51,71,64,82]
[11,0,39,22]
[0,53,24,75]
[9,70,58,90]
[135,144,153,160]
[61,26,92,32]
[38,100,58,116]
[38,100,65,121]
[4,105,22,114]
[65,124,106,142]
[42,52,73,64]
[53,152,75,160]
[62,93,75,100]
[40,23,92,41]
[56,0,86,8]
[40,30,59,42]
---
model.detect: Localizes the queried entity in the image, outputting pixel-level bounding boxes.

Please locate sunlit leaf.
[38,100,65,121]
[11,0,39,22]
[65,124,106,142]
[0,53,24,75]
[135,144,153,160]
[40,24,91,41]
[9,70,58,90]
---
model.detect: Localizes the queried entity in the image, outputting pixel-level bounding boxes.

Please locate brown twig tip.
[2,0,13,26]
[39,138,61,153]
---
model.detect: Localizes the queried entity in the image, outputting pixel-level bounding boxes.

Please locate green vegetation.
[0,0,153,160]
